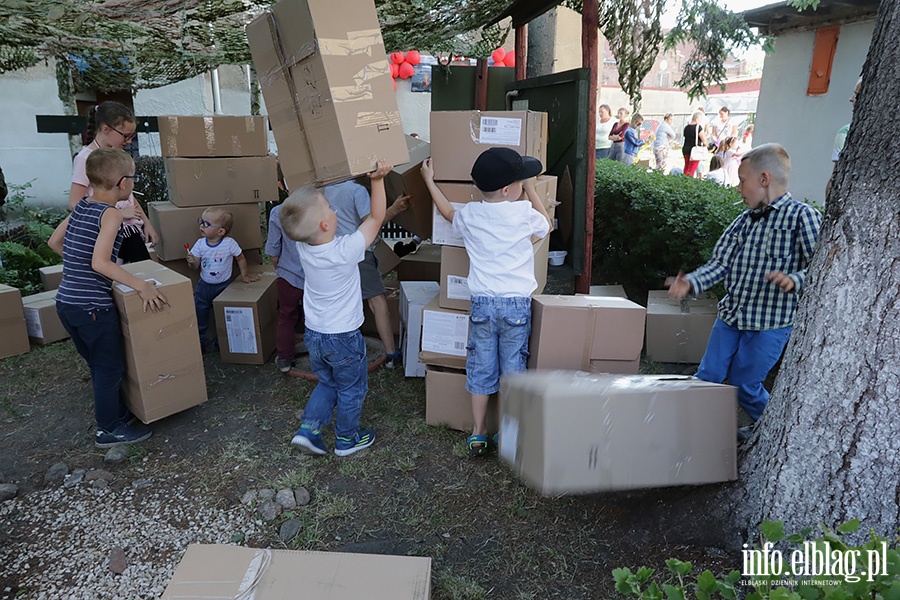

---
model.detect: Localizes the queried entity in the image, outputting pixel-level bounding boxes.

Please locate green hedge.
[591,160,745,303]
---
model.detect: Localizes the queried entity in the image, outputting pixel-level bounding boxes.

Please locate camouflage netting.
[0,0,513,92]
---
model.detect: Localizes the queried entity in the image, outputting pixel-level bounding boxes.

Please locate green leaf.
[697,570,718,593]
[760,520,786,543]
[662,584,685,600]
[635,567,655,583]
[835,519,859,534]
[666,559,692,577]
[643,582,662,600]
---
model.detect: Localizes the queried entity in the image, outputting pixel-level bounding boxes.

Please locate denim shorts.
[465,296,531,395]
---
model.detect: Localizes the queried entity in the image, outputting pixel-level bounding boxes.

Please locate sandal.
[467,434,489,457]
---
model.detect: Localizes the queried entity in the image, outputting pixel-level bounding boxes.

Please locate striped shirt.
[56,199,123,311]
[686,193,822,331]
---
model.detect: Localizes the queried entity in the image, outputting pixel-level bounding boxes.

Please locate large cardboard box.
[164,156,279,207]
[528,295,646,374]
[112,261,207,423]
[384,135,433,239]
[499,371,738,495]
[425,365,499,432]
[421,296,468,359]
[246,0,409,187]
[213,273,278,364]
[0,284,30,359]
[158,116,268,158]
[361,285,400,338]
[396,243,441,283]
[438,239,549,311]
[645,291,718,363]
[162,544,431,599]
[148,201,262,261]
[399,281,439,377]
[21,290,68,345]
[39,264,63,291]
[430,111,548,182]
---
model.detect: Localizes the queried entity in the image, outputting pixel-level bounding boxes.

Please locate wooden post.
[515,24,527,81]
[475,59,489,110]
[576,0,599,294]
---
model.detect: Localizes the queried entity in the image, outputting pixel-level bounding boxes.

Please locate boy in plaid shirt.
[667,143,821,428]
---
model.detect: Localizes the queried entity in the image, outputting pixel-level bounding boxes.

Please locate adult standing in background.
[695,107,711,177]
[653,113,677,172]
[826,77,863,198]
[682,111,708,178]
[595,104,615,160]
[608,107,630,163]
[711,106,738,151]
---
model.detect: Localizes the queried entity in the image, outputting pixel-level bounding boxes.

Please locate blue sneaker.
[291,425,327,456]
[334,429,375,457]
[95,422,152,448]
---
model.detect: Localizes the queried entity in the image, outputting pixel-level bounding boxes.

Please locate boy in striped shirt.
[666,144,821,433]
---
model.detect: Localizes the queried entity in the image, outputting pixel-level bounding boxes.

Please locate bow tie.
[748,206,774,222]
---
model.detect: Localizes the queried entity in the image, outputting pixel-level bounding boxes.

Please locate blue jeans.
[696,319,792,422]
[302,328,368,439]
[194,279,231,340]
[595,147,611,160]
[466,296,531,395]
[56,303,128,432]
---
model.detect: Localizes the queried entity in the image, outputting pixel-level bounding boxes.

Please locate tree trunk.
[720,0,900,542]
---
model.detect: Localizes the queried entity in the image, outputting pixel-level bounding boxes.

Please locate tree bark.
[720,0,900,543]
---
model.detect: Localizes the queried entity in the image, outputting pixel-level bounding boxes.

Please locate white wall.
[754,20,874,206]
[395,77,432,140]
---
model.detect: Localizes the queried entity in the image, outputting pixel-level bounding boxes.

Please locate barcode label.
[454,342,465,350]
[479,116,523,146]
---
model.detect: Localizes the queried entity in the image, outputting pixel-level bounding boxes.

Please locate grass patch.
[434,570,489,600]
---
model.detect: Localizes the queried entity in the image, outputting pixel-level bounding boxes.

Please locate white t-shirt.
[654,121,676,148]
[595,119,615,150]
[705,169,727,185]
[451,200,550,298]
[190,237,243,284]
[297,231,366,334]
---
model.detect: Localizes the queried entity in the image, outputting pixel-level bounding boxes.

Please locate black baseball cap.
[470,147,543,192]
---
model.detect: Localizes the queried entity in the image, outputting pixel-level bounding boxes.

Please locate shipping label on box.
[425,366,499,432]
[0,284,30,359]
[645,291,718,363]
[39,264,63,291]
[213,273,278,364]
[399,281,439,377]
[148,201,262,261]
[421,296,468,357]
[164,156,278,207]
[158,116,269,158]
[384,136,433,239]
[22,290,68,345]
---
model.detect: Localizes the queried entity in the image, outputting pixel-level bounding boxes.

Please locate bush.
[134,155,168,213]
[592,160,744,303]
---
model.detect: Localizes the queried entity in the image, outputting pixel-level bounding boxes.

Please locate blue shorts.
[465,296,531,395]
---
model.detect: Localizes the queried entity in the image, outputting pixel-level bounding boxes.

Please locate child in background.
[422,148,552,456]
[623,114,646,166]
[187,208,259,352]
[705,155,727,185]
[266,203,306,373]
[69,101,159,263]
[48,148,167,447]
[719,136,744,187]
[280,160,393,457]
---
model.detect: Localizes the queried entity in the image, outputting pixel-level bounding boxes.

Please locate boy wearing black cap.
[421,148,552,456]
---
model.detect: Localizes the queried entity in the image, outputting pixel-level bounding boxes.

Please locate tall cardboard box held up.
[113,261,207,423]
[0,284,30,359]
[214,272,278,365]
[246,0,409,188]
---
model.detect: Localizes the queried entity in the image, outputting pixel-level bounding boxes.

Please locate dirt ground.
[0,277,746,599]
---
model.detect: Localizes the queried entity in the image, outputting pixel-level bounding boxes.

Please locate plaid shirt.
[686,193,822,331]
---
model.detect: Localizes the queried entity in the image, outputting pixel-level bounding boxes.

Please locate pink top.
[72,145,144,237]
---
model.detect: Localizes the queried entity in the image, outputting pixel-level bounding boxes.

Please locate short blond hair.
[279,187,328,243]
[741,143,791,185]
[86,147,134,190]
[203,208,234,234]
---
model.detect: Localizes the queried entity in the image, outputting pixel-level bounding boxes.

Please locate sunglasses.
[197,217,219,229]
[116,174,140,187]
[110,125,137,142]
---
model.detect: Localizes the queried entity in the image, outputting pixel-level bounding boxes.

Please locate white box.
[399,281,440,377]
[421,297,468,357]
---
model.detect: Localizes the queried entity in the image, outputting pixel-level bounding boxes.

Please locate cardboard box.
[0,284,30,359]
[164,156,279,207]
[432,175,557,247]
[21,290,68,345]
[499,371,738,495]
[246,0,409,187]
[586,285,627,298]
[399,281,439,377]
[438,239,550,311]
[39,264,63,291]
[430,111,548,182]
[148,201,262,261]
[112,261,207,423]
[528,295,646,374]
[158,116,269,158]
[372,239,401,276]
[361,285,400,338]
[425,365,499,432]
[396,243,441,283]
[420,296,469,371]
[162,544,431,599]
[384,135,433,239]
[213,273,278,364]
[645,291,718,363]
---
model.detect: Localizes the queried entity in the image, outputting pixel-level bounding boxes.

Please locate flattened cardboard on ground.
[246,0,409,187]
[148,201,262,261]
[399,281,439,377]
[528,295,645,373]
[645,291,718,364]
[425,365,498,432]
[157,116,269,158]
[21,290,68,345]
[162,544,431,599]
[164,156,278,207]
[0,284,30,359]
[499,371,738,495]
[361,285,400,337]
[39,264,63,291]
[384,135,433,239]
[396,243,441,283]
[213,273,278,365]
[112,261,206,423]
[430,110,548,182]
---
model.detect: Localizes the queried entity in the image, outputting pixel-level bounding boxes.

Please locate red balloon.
[503,53,516,67]
[491,48,506,64]
[398,61,415,79]
[390,52,406,65]
[405,50,421,66]
[390,62,399,78]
